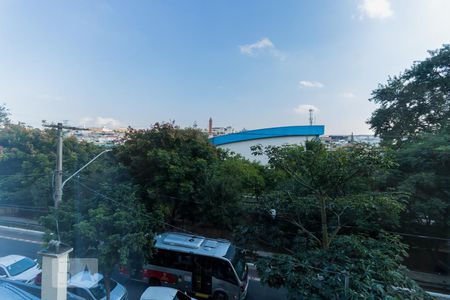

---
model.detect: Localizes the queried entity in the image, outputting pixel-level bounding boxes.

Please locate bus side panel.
[211,276,240,300]
[146,249,195,292]
[144,264,193,293]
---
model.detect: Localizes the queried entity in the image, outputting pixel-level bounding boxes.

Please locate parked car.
[67,271,128,300]
[0,277,84,300]
[140,286,197,300]
[0,280,40,300]
[0,255,41,283]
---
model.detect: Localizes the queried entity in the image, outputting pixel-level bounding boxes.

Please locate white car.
[67,271,128,300]
[0,255,41,283]
[140,287,197,300]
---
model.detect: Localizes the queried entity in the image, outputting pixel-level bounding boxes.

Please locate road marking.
[0,225,44,235]
[0,234,43,245]
[249,276,261,282]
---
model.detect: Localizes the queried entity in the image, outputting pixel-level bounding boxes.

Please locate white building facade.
[210,125,325,163]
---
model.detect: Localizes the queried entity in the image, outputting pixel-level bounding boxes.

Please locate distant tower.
[208,118,213,136]
[309,109,314,126]
[350,132,354,143]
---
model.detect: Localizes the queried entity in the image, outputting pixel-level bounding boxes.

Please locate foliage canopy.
[368,45,450,145]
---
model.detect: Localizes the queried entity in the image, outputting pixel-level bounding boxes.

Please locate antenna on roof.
[309,109,314,126]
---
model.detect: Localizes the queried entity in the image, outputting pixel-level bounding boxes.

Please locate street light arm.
[61,149,112,189]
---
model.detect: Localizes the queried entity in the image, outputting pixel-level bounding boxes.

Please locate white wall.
[218,135,314,164]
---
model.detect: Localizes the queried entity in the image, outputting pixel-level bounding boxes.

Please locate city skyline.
[1,0,450,134]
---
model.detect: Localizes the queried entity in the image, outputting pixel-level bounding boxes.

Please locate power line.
[72,179,191,234]
[77,176,450,243]
[68,177,450,243]
[243,197,450,242]
[71,179,351,276]
[53,178,435,291]
[51,177,448,283]
[72,179,347,276]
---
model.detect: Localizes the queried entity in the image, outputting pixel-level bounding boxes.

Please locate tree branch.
[288,218,321,246]
[328,206,349,246]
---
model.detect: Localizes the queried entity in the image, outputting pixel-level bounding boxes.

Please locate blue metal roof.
[210,125,325,146]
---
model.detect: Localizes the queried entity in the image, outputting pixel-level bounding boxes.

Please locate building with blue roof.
[209,125,325,163]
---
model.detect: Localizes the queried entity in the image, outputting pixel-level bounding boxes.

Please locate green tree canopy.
[116,123,267,229]
[0,114,158,300]
[197,154,265,229]
[368,45,450,145]
[383,129,450,238]
[0,104,9,125]
[116,123,220,222]
[258,233,428,300]
[240,141,428,299]
[42,176,159,300]
[250,141,400,250]
[0,123,105,208]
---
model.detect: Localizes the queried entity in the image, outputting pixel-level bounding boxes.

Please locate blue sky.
[1,0,449,134]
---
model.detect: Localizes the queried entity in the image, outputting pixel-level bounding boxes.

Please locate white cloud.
[240,38,274,55]
[299,81,324,88]
[239,38,286,60]
[294,104,319,114]
[79,116,122,128]
[340,92,356,99]
[358,0,393,19]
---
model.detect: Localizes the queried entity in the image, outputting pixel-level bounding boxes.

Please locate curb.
[0,225,45,235]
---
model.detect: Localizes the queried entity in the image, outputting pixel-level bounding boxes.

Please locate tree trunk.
[319,195,329,250]
[105,272,111,300]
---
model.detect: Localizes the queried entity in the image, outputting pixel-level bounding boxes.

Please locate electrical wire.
[53,177,447,282]
[66,178,349,277]
[72,178,190,234]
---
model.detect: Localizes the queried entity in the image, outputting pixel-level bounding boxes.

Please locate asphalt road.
[0,226,287,300]
[0,225,43,259]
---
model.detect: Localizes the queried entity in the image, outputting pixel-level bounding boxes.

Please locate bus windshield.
[225,246,246,281]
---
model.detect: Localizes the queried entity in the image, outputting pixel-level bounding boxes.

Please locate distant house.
[209,125,325,163]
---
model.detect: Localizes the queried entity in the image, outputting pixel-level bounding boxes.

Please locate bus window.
[151,249,178,269]
[151,249,193,272]
[173,252,193,272]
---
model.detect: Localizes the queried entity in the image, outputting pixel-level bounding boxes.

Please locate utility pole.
[43,122,87,208]
[40,122,112,300]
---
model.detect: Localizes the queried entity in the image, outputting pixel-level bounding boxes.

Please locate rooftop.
[210,125,325,146]
[154,232,231,258]
[68,272,102,289]
[0,255,26,267]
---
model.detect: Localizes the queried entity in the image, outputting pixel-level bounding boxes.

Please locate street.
[0,226,287,300]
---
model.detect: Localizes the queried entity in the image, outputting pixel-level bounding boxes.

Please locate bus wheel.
[213,291,228,300]
[148,278,161,286]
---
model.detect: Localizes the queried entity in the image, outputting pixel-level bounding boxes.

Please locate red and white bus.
[123,232,249,300]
